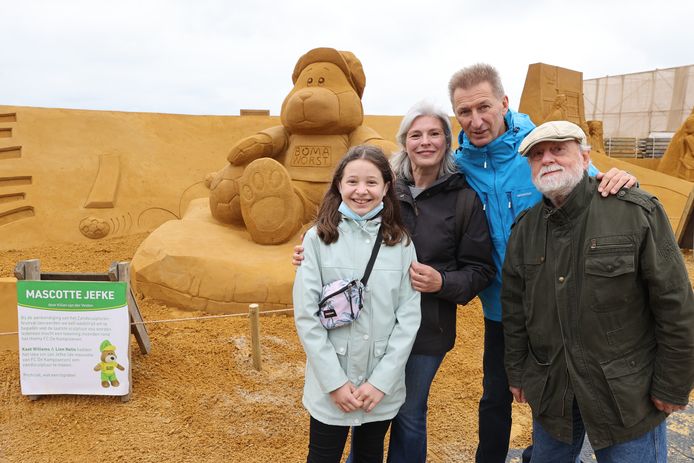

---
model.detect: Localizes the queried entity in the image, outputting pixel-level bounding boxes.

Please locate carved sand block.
[519,63,587,128]
[0,106,272,251]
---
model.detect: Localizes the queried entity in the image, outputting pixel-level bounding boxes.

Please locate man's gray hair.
[448,63,505,102]
[391,101,458,183]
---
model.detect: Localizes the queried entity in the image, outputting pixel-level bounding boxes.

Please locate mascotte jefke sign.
[17,280,130,396]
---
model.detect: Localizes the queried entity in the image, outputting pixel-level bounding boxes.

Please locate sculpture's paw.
[227,133,274,165]
[240,158,302,244]
[208,164,245,225]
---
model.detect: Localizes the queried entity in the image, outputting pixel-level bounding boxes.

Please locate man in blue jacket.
[448,63,636,463]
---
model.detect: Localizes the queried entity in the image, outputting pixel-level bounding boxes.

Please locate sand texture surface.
[2,234,693,462]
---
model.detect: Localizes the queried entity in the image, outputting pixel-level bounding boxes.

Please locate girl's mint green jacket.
[293,216,421,426]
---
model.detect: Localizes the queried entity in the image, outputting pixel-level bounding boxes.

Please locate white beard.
[532,161,585,201]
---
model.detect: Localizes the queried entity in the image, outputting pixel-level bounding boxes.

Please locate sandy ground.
[0,234,692,462]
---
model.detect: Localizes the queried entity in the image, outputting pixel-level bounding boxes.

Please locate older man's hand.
[510,386,526,403]
[651,396,687,414]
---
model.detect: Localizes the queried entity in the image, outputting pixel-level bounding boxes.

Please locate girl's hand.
[329,382,363,412]
[409,261,443,293]
[353,382,385,413]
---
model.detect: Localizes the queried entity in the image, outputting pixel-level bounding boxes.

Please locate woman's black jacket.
[397,172,495,355]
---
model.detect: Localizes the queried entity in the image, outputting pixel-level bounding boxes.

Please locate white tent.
[584,65,694,138]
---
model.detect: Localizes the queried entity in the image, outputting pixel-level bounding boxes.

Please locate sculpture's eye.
[307,77,313,84]
[318,77,325,85]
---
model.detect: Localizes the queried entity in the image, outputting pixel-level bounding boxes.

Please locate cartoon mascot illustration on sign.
[94,340,125,388]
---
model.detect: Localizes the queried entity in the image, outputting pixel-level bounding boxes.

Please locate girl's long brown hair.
[315,145,409,246]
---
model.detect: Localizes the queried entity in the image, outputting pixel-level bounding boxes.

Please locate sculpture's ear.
[336,50,365,98]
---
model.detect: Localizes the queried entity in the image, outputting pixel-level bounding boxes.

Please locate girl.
[293,145,421,463]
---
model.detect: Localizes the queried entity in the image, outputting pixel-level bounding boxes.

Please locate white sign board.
[17,280,130,396]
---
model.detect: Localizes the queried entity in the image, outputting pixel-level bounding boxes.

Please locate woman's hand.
[329,382,363,412]
[292,245,304,266]
[409,261,443,293]
[353,382,385,413]
[596,168,637,196]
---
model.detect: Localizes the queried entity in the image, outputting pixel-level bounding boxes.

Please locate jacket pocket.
[584,237,638,311]
[522,346,551,418]
[599,344,655,428]
[331,336,350,372]
[373,339,388,359]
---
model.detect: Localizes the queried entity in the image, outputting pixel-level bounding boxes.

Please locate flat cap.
[519,120,587,156]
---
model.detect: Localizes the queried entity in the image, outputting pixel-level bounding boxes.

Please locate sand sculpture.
[519,63,596,146]
[0,104,401,315]
[2,59,693,318]
[658,108,694,181]
[518,63,694,243]
[519,64,586,127]
[587,120,606,154]
[543,94,569,123]
[0,106,288,251]
[207,47,397,244]
[129,48,399,312]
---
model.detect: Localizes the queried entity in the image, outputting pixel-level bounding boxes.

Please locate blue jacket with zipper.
[454,109,597,321]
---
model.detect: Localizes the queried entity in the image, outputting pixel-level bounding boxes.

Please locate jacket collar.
[339,213,382,232]
[396,172,467,203]
[542,173,596,224]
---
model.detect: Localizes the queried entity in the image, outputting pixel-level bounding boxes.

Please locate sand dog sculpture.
[207,47,396,244]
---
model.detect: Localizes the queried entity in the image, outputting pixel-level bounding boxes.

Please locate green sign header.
[17,281,127,311]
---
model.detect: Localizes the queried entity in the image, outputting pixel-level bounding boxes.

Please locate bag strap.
[360,225,383,286]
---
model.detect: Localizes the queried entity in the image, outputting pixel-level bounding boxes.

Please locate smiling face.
[452,81,509,147]
[405,115,447,171]
[338,159,388,215]
[527,140,589,201]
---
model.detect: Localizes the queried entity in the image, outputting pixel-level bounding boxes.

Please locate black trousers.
[307,415,391,463]
[475,318,514,463]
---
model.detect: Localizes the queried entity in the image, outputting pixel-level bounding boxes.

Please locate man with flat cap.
[502,120,694,462]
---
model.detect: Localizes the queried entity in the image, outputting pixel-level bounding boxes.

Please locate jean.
[345,354,445,463]
[532,400,667,463]
[476,318,514,463]
[386,353,446,463]
[307,416,391,463]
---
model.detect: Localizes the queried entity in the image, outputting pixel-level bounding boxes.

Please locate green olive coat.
[502,174,694,449]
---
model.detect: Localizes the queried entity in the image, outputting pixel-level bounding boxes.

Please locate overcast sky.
[2,0,693,116]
